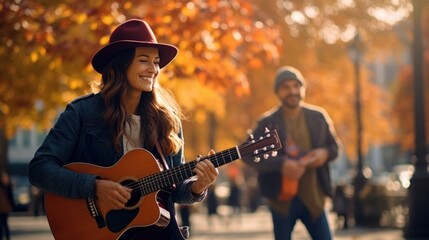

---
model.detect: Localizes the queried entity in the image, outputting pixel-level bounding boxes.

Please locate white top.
[123,114,142,154]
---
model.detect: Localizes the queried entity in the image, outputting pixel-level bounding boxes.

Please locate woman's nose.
[147,63,159,73]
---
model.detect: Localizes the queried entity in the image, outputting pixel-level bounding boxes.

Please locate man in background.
[243,66,341,240]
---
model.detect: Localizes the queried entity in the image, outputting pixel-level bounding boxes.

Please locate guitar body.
[45,149,171,240]
[44,129,281,240]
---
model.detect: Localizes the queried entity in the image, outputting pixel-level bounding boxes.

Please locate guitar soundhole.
[121,179,141,208]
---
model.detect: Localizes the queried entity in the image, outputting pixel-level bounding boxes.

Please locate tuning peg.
[254,157,261,163]
[253,150,259,154]
[263,154,269,159]
[271,151,278,157]
[264,127,270,133]
[247,129,254,139]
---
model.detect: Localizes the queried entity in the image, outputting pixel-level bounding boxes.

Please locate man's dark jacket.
[244,104,340,200]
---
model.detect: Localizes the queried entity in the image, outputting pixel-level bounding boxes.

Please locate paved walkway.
[9,206,405,240]
[189,206,404,240]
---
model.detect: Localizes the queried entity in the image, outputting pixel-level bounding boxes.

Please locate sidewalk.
[9,207,404,240]
[189,206,404,240]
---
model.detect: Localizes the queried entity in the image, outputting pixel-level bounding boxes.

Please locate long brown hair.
[98,48,183,155]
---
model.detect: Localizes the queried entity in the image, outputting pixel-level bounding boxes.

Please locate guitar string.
[148,148,241,192]
[125,134,276,196]
[122,148,241,197]
[140,151,240,196]
[125,148,237,194]
[122,133,274,199]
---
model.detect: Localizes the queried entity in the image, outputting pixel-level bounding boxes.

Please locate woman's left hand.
[191,150,219,195]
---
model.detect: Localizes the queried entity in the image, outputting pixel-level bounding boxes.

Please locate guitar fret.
[155,174,162,191]
[225,149,230,165]
[136,129,279,196]
[154,175,161,191]
[145,176,152,193]
[139,180,145,195]
[139,148,241,195]
[218,153,223,166]
[209,147,236,168]
[223,149,231,164]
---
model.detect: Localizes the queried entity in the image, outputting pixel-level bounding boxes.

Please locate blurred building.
[7,127,46,212]
[8,128,46,176]
[361,17,412,176]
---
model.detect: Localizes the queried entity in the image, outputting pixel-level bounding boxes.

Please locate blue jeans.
[269,197,332,240]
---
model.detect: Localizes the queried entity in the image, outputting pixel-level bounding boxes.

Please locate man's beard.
[281,94,301,109]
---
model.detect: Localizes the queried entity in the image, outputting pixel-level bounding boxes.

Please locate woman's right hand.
[95,179,132,210]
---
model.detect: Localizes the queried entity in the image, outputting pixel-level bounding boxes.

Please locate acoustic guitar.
[45,128,281,240]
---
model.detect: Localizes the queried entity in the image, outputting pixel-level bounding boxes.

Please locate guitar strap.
[155,143,170,171]
[155,143,177,189]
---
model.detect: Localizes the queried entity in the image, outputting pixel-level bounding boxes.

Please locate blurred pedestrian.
[243,66,341,240]
[226,164,242,222]
[332,183,349,229]
[244,171,262,213]
[0,171,14,240]
[227,177,241,215]
[206,184,220,225]
[30,186,45,216]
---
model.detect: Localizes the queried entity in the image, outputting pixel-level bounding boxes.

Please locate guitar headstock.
[239,128,282,163]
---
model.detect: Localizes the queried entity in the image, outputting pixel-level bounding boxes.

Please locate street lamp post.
[347,31,368,226]
[403,0,429,238]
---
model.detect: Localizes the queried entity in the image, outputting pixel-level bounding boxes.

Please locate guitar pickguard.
[106,208,139,233]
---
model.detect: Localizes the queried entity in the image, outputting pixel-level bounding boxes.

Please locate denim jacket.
[29,93,205,205]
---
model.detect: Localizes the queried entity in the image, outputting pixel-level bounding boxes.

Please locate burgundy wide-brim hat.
[91,19,178,73]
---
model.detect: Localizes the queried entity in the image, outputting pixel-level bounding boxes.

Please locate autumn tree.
[0,0,415,171]
[0,0,281,168]
[219,0,412,166]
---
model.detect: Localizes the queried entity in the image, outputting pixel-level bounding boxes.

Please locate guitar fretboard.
[138,146,240,195]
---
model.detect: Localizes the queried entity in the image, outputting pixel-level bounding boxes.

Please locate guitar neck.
[139,146,240,195]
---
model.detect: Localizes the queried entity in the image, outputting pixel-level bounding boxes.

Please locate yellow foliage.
[61,91,79,103]
[181,3,197,19]
[30,51,38,62]
[100,35,110,45]
[0,0,412,170]
[194,110,207,124]
[48,58,62,70]
[90,22,98,30]
[46,33,56,45]
[162,15,173,24]
[69,78,85,90]
[101,15,114,25]
[75,13,88,24]
[0,103,10,115]
[123,2,132,10]
[39,47,47,56]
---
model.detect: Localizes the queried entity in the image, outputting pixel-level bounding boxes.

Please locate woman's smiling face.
[126,47,160,94]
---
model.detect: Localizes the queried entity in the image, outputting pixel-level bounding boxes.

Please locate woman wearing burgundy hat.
[29,19,218,240]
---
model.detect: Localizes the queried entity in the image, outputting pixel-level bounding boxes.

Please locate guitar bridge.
[86,197,106,229]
